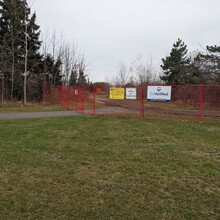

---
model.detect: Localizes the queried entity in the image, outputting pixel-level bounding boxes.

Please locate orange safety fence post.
[82,86,85,114]
[139,84,143,119]
[198,84,204,123]
[76,87,78,112]
[68,86,71,110]
[93,85,96,115]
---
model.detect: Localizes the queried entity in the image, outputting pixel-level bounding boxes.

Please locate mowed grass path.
[0,116,219,219]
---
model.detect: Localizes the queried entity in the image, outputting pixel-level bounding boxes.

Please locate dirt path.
[0,111,81,120]
[97,98,220,117]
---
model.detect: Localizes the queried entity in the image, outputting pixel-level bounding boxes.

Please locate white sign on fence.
[126,88,137,99]
[147,86,172,101]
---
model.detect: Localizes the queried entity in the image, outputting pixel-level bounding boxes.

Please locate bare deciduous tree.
[41,30,51,87]
[61,42,78,85]
[41,27,89,87]
[130,55,156,84]
[113,62,129,86]
[106,55,162,86]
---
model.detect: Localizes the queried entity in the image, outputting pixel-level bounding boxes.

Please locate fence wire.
[43,84,220,123]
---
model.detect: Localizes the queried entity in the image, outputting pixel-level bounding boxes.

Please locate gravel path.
[0,111,81,120]
[0,107,136,120]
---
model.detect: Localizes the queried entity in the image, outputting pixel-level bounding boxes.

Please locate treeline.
[109,39,220,86]
[0,0,90,104]
[0,0,219,104]
[160,38,220,85]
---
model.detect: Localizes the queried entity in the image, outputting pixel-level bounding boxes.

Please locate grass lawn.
[0,116,219,219]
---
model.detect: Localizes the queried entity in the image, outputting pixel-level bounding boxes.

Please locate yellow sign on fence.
[109,88,125,99]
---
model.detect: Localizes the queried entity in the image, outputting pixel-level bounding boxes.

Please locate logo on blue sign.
[156,87,162,92]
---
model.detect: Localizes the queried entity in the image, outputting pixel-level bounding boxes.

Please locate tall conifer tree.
[160,38,190,84]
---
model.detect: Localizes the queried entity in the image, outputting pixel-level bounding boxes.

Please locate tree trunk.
[24,11,28,105]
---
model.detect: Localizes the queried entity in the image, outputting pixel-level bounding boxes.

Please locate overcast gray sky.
[32,0,220,82]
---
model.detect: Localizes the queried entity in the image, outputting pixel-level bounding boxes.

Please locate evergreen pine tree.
[78,69,87,86]
[69,65,78,86]
[53,56,62,86]
[69,63,90,86]
[41,54,62,86]
[160,38,190,84]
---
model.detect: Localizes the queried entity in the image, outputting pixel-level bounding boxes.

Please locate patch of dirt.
[97,97,220,117]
